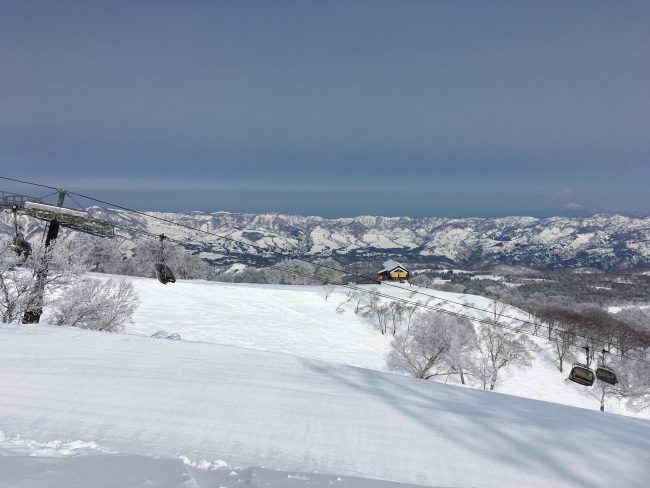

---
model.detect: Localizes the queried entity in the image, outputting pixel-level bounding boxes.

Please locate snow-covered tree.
[0,241,34,323]
[76,234,125,273]
[50,278,138,332]
[323,283,336,301]
[473,325,534,390]
[388,311,458,379]
[387,301,406,336]
[589,355,650,413]
[0,238,82,324]
[365,296,391,335]
[444,316,478,385]
[553,326,576,373]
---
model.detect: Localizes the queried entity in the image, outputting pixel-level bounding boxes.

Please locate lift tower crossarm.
[2,200,115,239]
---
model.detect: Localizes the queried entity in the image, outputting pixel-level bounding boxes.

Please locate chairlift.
[154,234,176,285]
[10,206,31,257]
[155,262,176,284]
[596,365,618,385]
[595,349,618,385]
[568,363,595,387]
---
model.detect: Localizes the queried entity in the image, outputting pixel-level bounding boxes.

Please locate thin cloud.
[563,202,582,210]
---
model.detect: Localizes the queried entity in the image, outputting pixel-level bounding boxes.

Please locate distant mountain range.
[3,208,650,271]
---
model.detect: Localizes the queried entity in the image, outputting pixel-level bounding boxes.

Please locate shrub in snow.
[51,278,138,332]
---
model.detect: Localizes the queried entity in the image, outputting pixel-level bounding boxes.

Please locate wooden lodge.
[376,259,410,282]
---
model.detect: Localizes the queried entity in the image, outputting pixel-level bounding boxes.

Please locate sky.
[1,0,648,218]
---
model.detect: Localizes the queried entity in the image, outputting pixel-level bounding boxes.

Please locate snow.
[379,259,405,272]
[118,279,393,371]
[3,274,650,486]
[471,274,503,281]
[36,275,645,417]
[223,263,246,274]
[0,454,431,488]
[361,231,401,249]
[2,325,649,488]
[309,226,358,254]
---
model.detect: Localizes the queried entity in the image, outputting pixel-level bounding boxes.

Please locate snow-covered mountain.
[4,209,650,270]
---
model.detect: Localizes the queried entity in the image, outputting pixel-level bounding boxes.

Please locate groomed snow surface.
[2,276,650,487]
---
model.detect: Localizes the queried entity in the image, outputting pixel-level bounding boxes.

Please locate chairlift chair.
[10,206,31,257]
[154,234,176,285]
[155,262,176,285]
[568,363,595,387]
[595,365,618,385]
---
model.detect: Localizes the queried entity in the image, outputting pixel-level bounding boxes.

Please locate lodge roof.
[379,259,408,273]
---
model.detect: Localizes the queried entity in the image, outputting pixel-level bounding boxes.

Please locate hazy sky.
[1,0,648,217]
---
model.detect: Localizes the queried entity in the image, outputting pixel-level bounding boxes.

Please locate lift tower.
[0,190,115,323]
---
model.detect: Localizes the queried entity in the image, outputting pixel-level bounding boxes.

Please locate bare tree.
[474,325,534,390]
[387,301,406,336]
[351,290,370,314]
[553,326,576,372]
[404,303,419,334]
[365,296,391,335]
[323,283,336,301]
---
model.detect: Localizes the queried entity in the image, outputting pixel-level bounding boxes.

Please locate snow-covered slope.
[121,279,392,371]
[48,276,642,417]
[1,325,649,488]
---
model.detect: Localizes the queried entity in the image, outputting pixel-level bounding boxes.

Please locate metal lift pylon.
[1,189,115,324]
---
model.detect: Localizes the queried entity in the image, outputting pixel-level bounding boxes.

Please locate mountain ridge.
[3,209,650,271]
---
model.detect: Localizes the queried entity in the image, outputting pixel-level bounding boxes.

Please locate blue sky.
[1,1,648,217]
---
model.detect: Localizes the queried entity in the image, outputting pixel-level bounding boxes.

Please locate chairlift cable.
[0,176,59,191]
